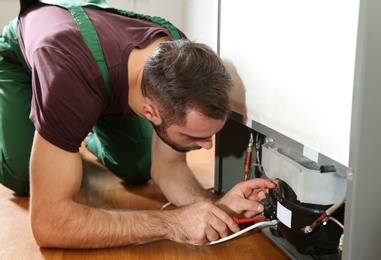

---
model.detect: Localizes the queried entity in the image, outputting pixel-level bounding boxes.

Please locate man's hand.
[215,179,276,218]
[165,201,239,245]
[29,132,236,248]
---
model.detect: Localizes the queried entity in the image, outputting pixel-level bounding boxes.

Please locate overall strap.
[67,6,111,109]
[65,4,183,110]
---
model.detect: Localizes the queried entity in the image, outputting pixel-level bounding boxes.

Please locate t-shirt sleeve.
[29,46,105,152]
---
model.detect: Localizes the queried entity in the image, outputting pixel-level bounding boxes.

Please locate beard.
[151,122,202,153]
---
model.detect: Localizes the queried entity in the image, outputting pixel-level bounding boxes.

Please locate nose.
[195,138,213,150]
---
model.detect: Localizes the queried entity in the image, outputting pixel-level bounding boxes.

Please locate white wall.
[108,0,219,50]
[0,0,218,49]
[107,0,184,31]
[0,0,19,33]
[105,0,135,11]
[220,0,360,166]
[182,0,218,51]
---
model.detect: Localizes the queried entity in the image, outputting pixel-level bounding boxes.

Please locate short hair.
[141,39,233,126]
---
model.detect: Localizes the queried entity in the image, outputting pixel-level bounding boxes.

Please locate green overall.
[0,0,181,195]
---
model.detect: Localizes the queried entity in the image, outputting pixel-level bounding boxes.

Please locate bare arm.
[149,131,277,220]
[150,131,216,206]
[30,132,238,248]
[30,132,173,248]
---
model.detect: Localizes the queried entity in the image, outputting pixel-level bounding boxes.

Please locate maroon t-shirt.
[18,5,182,152]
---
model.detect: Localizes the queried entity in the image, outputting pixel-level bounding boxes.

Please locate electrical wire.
[160,194,278,246]
[159,169,278,246]
[161,202,172,210]
[206,220,278,245]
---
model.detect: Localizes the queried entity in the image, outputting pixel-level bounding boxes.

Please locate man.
[0,0,276,248]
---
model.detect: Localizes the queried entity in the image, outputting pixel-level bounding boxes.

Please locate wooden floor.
[0,145,289,259]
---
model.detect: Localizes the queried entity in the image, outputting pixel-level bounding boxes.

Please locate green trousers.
[0,11,152,196]
[0,18,33,196]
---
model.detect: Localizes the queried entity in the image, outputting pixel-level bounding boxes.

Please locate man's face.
[152,109,225,152]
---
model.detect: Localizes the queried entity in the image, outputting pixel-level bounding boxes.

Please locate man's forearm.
[182,171,218,204]
[29,133,169,248]
[152,162,217,207]
[32,200,172,248]
[150,131,218,206]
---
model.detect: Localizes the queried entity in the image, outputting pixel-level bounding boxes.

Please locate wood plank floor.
[0,145,289,259]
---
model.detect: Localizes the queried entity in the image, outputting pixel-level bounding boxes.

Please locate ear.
[143,98,162,125]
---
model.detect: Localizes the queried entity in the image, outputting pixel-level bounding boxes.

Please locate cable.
[161,202,172,210]
[160,190,278,246]
[206,220,278,245]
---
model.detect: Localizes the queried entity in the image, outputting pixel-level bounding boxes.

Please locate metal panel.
[344,0,381,259]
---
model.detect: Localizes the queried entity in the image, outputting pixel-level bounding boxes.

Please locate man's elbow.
[31,216,54,247]
[30,211,64,248]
